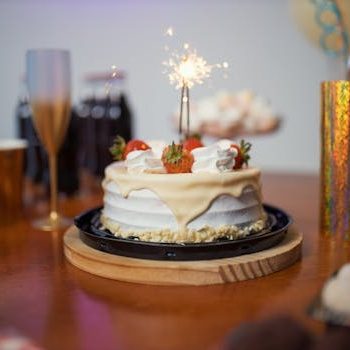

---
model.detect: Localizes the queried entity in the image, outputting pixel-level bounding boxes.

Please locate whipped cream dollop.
[191,142,237,173]
[146,140,167,158]
[126,149,165,174]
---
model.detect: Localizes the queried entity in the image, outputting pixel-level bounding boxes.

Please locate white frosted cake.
[101,138,266,243]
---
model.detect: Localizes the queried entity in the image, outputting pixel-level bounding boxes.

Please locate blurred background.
[0,0,348,176]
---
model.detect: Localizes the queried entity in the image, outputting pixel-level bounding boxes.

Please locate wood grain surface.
[0,173,349,350]
[63,225,302,285]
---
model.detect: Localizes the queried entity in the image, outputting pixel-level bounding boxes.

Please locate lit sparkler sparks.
[105,65,120,95]
[164,27,174,37]
[164,44,213,89]
[111,65,118,78]
[163,41,229,138]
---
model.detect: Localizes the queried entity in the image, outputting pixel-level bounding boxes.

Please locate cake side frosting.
[102,182,262,231]
[104,162,263,231]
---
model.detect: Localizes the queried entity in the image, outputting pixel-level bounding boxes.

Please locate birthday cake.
[100,137,267,243]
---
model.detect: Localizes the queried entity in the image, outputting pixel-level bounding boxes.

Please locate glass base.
[32,212,71,231]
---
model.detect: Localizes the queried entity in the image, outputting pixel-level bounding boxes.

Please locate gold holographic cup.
[320,81,350,241]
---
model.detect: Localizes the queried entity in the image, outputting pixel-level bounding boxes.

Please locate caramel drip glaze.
[105,164,263,230]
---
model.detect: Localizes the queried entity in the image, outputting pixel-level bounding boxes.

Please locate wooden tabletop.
[0,173,349,350]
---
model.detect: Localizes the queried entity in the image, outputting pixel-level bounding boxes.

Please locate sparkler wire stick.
[186,85,190,138]
[179,83,185,135]
[179,82,190,138]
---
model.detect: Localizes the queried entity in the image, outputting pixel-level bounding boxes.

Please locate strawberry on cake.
[101,136,267,243]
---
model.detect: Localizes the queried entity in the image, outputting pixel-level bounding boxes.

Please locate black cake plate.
[74,204,292,261]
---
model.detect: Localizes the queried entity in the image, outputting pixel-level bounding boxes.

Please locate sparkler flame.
[105,65,120,95]
[162,30,229,138]
[164,45,213,89]
[164,27,174,37]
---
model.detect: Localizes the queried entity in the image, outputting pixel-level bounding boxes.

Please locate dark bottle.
[16,82,46,184]
[57,108,80,195]
[75,96,95,172]
[78,71,133,177]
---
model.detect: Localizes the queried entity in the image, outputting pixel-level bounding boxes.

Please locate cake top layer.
[110,137,252,175]
[104,163,262,229]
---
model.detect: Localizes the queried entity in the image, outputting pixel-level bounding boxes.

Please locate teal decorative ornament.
[312,0,349,59]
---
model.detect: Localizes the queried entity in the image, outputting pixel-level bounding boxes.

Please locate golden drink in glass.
[26,49,71,230]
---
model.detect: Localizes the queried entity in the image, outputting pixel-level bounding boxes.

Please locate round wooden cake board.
[64,225,302,286]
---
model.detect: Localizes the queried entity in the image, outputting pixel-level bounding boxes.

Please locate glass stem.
[48,153,58,222]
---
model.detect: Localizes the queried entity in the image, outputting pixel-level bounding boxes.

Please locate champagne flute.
[26,49,71,230]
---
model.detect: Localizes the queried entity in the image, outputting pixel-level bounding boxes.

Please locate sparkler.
[163,40,228,139]
[104,65,119,95]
